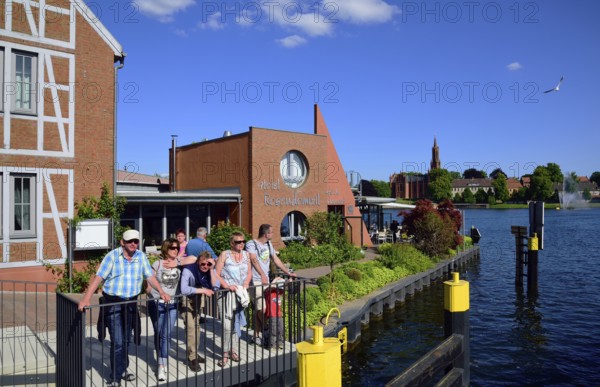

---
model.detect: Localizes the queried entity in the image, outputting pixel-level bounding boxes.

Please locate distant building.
[451,178,495,196]
[390,138,440,200]
[506,178,523,195]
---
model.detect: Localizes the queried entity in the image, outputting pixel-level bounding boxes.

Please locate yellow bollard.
[443,271,470,385]
[296,309,344,387]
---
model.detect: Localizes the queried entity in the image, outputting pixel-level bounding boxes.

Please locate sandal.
[218,356,229,367]
[229,351,241,362]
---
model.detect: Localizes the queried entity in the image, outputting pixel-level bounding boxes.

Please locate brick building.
[390,137,440,200]
[1,1,124,281]
[170,105,370,249]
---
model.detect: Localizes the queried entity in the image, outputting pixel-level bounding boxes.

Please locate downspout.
[238,197,242,226]
[113,54,125,248]
[171,135,178,192]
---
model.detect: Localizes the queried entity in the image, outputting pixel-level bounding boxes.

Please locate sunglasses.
[200,262,213,267]
[233,240,246,245]
[125,239,140,244]
[168,246,179,250]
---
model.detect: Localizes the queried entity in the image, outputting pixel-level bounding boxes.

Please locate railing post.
[444,272,470,386]
[56,293,85,387]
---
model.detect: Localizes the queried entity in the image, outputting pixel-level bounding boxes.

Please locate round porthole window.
[280,151,308,188]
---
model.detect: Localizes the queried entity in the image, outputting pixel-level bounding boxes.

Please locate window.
[10,174,37,238]
[0,173,3,238]
[12,51,37,115]
[0,49,4,112]
[280,151,308,188]
[280,211,306,243]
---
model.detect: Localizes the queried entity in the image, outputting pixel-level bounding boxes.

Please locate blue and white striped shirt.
[96,247,153,298]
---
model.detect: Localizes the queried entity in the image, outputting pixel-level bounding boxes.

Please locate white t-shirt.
[245,239,275,282]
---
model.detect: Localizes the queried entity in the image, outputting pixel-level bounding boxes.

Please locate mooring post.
[527,233,539,294]
[511,226,527,288]
[444,272,470,386]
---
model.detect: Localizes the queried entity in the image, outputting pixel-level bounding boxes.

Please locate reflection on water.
[344,209,600,386]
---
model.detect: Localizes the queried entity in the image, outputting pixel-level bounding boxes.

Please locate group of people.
[78,224,294,386]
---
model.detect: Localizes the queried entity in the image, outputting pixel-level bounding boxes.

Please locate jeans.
[148,300,178,366]
[105,301,135,382]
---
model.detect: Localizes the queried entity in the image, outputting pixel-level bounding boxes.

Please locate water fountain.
[558,174,588,209]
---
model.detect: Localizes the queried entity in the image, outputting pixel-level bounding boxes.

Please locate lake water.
[343,208,600,386]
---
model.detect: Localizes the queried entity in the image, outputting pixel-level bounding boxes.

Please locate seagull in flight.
[544,76,564,93]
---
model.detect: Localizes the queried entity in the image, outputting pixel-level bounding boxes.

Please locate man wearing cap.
[79,230,170,387]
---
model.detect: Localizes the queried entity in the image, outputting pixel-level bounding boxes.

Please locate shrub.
[45,255,102,293]
[376,244,435,274]
[345,268,362,282]
[278,242,317,269]
[414,212,455,258]
[207,221,251,255]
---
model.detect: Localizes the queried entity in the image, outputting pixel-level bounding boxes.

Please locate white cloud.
[198,12,225,30]
[334,0,400,24]
[507,62,523,71]
[173,28,188,37]
[134,0,195,22]
[276,35,308,48]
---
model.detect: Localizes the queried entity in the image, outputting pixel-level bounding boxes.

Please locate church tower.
[430,136,441,170]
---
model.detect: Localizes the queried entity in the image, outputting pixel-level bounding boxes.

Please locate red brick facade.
[173,105,370,249]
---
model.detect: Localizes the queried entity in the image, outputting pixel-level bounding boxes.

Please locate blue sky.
[96,0,600,181]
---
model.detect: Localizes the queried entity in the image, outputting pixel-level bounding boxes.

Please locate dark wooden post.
[511,226,527,288]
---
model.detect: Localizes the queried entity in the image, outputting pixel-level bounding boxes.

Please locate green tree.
[449,171,462,180]
[583,188,592,200]
[462,188,476,204]
[463,168,487,179]
[590,171,600,187]
[427,168,452,202]
[453,192,463,203]
[304,211,344,246]
[492,174,510,202]
[475,188,487,203]
[529,166,554,200]
[490,168,507,180]
[370,179,392,198]
[546,162,563,183]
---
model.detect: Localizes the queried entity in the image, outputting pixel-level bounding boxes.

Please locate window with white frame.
[12,51,37,115]
[0,48,4,112]
[0,173,3,239]
[280,211,306,243]
[10,174,37,238]
[280,150,308,188]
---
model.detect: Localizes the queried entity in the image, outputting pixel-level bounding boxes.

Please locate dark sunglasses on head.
[125,239,140,244]
[168,246,179,250]
[233,240,246,245]
[200,262,213,267]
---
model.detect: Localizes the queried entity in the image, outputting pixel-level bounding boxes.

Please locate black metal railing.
[56,279,308,387]
[0,280,56,386]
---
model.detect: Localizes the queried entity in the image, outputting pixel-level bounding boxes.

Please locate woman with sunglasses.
[146,238,183,382]
[215,232,252,367]
[180,251,216,372]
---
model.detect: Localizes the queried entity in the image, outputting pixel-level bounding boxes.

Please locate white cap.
[123,229,140,241]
